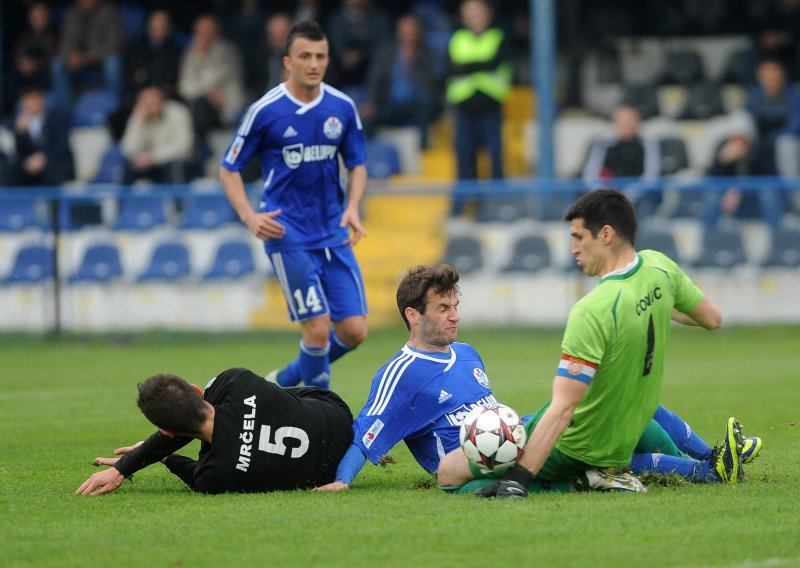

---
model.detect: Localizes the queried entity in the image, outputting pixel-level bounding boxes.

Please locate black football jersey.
[114,368,353,493]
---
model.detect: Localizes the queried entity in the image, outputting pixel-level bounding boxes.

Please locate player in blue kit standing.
[219,21,368,390]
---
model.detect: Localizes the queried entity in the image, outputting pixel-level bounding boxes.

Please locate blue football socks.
[630,452,715,482]
[653,405,713,460]
[277,340,331,389]
[328,329,354,364]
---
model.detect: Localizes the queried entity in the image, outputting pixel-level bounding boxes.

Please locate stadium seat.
[3,244,54,284]
[179,194,237,229]
[693,229,747,269]
[72,89,120,128]
[762,229,800,268]
[203,240,256,280]
[0,199,48,231]
[637,229,680,261]
[70,243,123,283]
[118,2,147,42]
[138,241,191,282]
[721,47,754,85]
[620,84,660,120]
[502,234,552,273]
[658,137,689,175]
[441,235,483,276]
[364,139,401,179]
[660,49,705,85]
[475,194,530,224]
[69,125,112,181]
[680,83,724,120]
[113,196,168,231]
[93,143,126,184]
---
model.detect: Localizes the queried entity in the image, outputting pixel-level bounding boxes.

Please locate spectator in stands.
[178,14,245,157]
[582,105,662,216]
[746,58,800,177]
[245,12,292,99]
[446,0,512,215]
[50,0,124,108]
[120,85,194,185]
[5,2,59,117]
[107,10,183,141]
[361,13,436,149]
[8,86,73,186]
[703,120,785,234]
[125,10,182,103]
[327,0,392,92]
[225,0,270,99]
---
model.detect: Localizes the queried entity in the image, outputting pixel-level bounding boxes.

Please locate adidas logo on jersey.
[438,390,452,404]
[283,126,298,138]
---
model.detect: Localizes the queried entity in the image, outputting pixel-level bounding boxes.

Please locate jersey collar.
[402,343,457,367]
[600,253,643,281]
[281,82,325,114]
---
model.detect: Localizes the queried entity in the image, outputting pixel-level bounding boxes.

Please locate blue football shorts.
[268,245,368,323]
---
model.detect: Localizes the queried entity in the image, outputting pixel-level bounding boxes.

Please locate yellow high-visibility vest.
[446,27,511,104]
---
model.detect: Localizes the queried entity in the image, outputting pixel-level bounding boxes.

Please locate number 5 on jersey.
[293,286,323,315]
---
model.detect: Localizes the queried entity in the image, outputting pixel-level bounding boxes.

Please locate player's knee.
[334,319,367,347]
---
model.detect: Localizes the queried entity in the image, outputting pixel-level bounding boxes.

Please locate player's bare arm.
[671,296,722,330]
[219,167,285,240]
[341,164,368,246]
[517,376,588,475]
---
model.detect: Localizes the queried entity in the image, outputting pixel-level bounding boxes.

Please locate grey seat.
[693,229,746,269]
[442,236,483,276]
[762,229,800,268]
[502,235,552,273]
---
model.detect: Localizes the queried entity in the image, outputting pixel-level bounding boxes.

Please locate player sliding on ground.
[437,189,761,498]
[76,368,353,495]
[317,263,761,495]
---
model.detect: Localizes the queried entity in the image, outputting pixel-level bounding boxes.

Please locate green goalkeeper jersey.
[554,249,704,467]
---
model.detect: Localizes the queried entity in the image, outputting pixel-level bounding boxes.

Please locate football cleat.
[572,469,647,493]
[712,417,743,483]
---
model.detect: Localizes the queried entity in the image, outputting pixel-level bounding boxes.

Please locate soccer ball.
[459,404,527,471]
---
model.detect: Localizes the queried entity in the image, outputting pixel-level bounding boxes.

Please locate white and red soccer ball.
[459,404,527,471]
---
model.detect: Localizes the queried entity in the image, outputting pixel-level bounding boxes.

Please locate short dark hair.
[396,264,460,330]
[285,21,327,56]
[137,374,207,435]
[564,189,637,245]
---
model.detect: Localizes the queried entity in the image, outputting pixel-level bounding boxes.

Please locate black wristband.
[503,463,535,486]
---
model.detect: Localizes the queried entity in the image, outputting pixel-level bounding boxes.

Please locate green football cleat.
[712,417,743,483]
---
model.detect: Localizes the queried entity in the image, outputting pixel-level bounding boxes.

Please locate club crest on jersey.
[362,418,384,449]
[473,368,490,388]
[323,116,342,139]
[282,143,304,169]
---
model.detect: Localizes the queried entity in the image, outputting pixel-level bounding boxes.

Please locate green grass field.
[1,325,798,567]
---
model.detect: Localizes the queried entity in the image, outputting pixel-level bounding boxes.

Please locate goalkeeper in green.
[438,189,750,497]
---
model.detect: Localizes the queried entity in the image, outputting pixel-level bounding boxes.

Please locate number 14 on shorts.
[294,286,323,315]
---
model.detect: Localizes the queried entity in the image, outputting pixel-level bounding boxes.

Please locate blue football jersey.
[220,83,367,252]
[352,342,499,473]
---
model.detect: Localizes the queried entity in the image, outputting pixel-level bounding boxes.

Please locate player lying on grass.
[316,264,761,494]
[76,368,353,495]
[439,189,757,498]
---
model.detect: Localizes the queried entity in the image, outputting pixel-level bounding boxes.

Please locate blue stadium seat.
[179,194,237,229]
[118,2,147,43]
[693,229,747,269]
[70,243,123,283]
[203,240,256,280]
[442,235,483,275]
[72,89,120,127]
[365,139,401,179]
[93,143,126,184]
[0,199,48,231]
[138,241,191,282]
[502,234,552,273]
[762,229,800,268]
[113,196,168,231]
[3,244,54,284]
